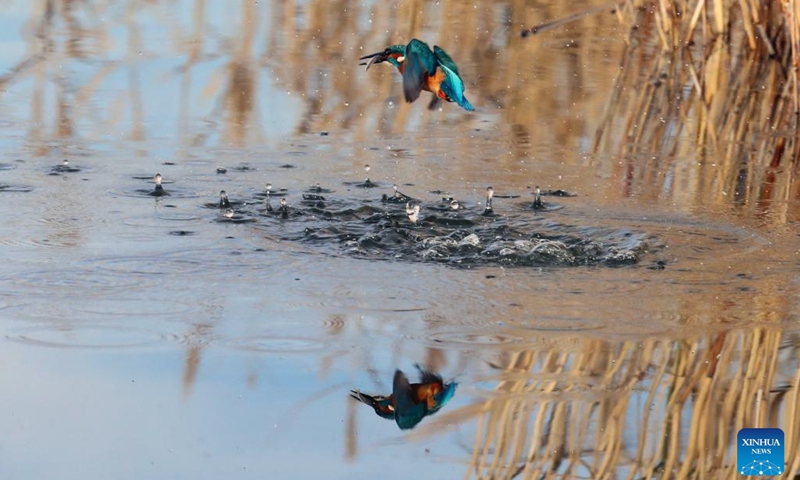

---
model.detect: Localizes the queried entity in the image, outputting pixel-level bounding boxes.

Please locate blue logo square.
[738,428,784,476]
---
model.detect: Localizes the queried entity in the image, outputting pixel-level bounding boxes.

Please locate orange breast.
[422,67,446,95]
[412,382,443,404]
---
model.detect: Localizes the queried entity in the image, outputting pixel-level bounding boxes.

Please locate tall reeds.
[586,0,800,222]
[598,0,800,165]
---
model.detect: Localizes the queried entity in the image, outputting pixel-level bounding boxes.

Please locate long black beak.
[358,51,382,61]
[358,51,387,71]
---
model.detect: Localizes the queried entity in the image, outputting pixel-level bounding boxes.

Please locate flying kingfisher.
[359,39,475,112]
[349,366,458,430]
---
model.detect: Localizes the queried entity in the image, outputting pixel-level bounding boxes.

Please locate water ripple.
[220,335,326,354]
[0,184,33,193]
[81,247,285,278]
[5,325,179,350]
[424,330,528,348]
[2,268,151,296]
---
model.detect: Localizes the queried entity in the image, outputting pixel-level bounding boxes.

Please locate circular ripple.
[321,315,346,332]
[8,268,150,293]
[220,335,326,354]
[424,330,527,347]
[0,184,33,193]
[120,215,193,229]
[5,325,177,350]
[521,321,605,332]
[85,253,205,276]
[77,298,198,318]
[156,212,201,221]
[290,300,434,313]
[514,201,564,212]
[0,233,86,249]
[182,159,214,167]
[282,282,436,312]
[31,214,110,245]
[131,175,175,183]
[16,223,106,248]
[111,187,200,199]
[83,247,284,278]
[0,297,196,321]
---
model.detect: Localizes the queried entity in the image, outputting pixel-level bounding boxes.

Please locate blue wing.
[402,39,436,103]
[439,66,475,111]
[433,45,460,76]
[392,370,427,429]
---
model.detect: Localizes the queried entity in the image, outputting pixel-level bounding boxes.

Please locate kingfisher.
[359,39,475,112]
[349,366,458,430]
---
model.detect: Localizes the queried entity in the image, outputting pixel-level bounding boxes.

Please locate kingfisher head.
[383,45,406,68]
[439,66,475,112]
[361,45,406,71]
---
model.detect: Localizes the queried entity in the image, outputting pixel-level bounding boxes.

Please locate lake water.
[0,1,798,479]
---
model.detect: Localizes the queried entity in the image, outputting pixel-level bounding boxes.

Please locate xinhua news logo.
[737,428,784,476]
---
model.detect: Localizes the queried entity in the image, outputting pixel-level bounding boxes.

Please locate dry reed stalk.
[594,0,800,219]
[712,0,725,34]
[654,0,673,50]
[789,0,800,114]
[739,0,758,49]
[786,366,800,477]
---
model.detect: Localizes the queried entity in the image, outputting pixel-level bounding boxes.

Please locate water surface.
[0,1,798,479]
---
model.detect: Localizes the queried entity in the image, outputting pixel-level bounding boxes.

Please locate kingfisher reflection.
[350,366,457,430]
